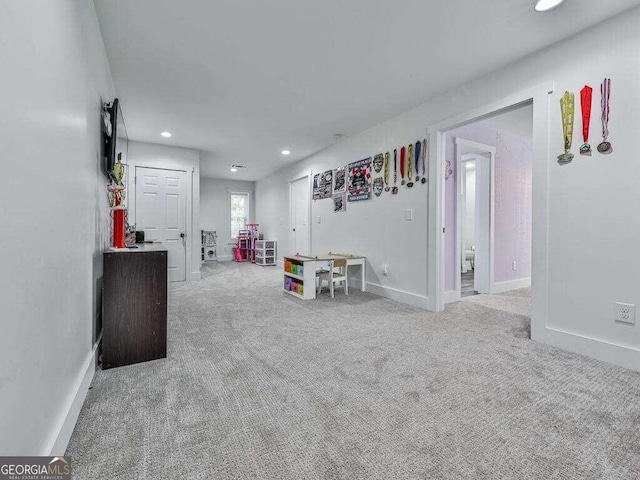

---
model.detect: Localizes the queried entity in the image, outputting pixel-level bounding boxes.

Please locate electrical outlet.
[512,261,517,271]
[615,302,635,325]
[382,264,389,276]
[317,216,322,224]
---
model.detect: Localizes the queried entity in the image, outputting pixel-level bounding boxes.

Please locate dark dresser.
[102,243,167,369]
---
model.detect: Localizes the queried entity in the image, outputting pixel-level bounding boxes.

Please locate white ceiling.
[94,0,640,181]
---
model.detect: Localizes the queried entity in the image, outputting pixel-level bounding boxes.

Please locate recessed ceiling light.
[230,167,238,172]
[281,150,290,155]
[161,131,172,138]
[534,0,564,12]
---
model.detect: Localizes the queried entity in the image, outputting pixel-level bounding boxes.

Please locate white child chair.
[317,258,348,298]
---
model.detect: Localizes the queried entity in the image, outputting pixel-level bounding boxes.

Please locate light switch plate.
[405,209,413,221]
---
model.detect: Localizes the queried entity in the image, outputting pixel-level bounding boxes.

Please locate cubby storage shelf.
[283,271,304,281]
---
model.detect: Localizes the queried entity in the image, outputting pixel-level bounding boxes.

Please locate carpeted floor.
[66,262,640,479]
[461,286,531,318]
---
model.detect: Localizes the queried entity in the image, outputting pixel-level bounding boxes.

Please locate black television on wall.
[102,98,128,179]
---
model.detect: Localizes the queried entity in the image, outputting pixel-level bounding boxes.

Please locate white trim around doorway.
[426,81,554,344]
[453,138,496,302]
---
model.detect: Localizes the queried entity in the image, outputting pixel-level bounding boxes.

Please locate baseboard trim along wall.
[189,271,202,281]
[355,280,430,310]
[492,277,531,294]
[543,327,640,372]
[443,290,461,304]
[45,339,99,456]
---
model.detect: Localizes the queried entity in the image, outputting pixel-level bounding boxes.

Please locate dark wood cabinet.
[102,244,167,369]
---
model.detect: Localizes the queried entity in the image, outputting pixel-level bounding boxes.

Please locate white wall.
[0,0,115,454]
[257,145,429,309]
[200,178,255,261]
[126,141,201,280]
[257,6,640,370]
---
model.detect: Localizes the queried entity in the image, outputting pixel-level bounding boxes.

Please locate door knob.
[180,233,185,238]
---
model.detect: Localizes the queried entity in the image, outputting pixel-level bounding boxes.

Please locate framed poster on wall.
[312,169,333,200]
[347,157,371,201]
[334,166,346,194]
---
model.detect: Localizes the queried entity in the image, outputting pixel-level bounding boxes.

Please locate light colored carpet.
[66,262,640,479]
[461,287,531,317]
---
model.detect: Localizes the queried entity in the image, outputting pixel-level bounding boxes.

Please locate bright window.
[230,192,250,238]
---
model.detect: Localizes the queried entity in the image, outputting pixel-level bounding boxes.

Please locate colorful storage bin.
[284,277,292,291]
[291,264,297,275]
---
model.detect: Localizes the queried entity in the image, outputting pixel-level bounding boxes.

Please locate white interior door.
[136,166,187,282]
[291,176,310,255]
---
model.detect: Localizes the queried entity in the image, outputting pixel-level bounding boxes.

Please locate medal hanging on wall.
[407,143,414,187]
[579,85,593,155]
[557,91,575,164]
[392,149,399,194]
[597,78,613,154]
[414,140,422,181]
[400,146,406,185]
[384,151,391,192]
[421,137,428,184]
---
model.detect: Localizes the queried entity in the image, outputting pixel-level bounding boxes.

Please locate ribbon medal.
[579,86,592,155]
[383,151,390,192]
[414,140,421,181]
[392,149,398,195]
[407,143,414,188]
[558,91,575,164]
[598,78,612,154]
[421,137,428,184]
[400,146,406,186]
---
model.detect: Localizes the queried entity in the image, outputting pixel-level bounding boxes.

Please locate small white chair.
[317,258,348,298]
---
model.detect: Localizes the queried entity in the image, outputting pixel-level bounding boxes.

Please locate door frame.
[289,173,312,255]
[134,165,188,281]
[452,138,496,301]
[427,81,553,342]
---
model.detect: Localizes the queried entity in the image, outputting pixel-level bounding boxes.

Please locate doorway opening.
[457,142,495,299]
[442,103,533,305]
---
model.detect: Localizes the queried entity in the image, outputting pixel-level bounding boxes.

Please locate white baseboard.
[443,290,461,304]
[189,270,201,281]
[492,277,531,294]
[217,254,234,262]
[536,327,640,372]
[44,340,99,455]
[357,281,430,310]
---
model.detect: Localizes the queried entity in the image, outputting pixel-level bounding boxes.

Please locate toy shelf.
[283,255,317,300]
